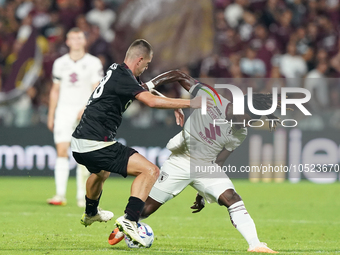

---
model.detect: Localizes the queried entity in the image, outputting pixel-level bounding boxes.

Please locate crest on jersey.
[158,171,169,183]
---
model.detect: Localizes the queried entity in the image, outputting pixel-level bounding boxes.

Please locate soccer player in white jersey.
[109,70,279,253]
[47,27,103,207]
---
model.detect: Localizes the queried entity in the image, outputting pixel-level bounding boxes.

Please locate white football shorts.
[149,153,235,204]
[54,106,81,144]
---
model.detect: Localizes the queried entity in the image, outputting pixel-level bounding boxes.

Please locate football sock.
[124,196,145,222]
[55,157,69,198]
[85,191,102,216]
[228,201,261,248]
[76,164,89,200]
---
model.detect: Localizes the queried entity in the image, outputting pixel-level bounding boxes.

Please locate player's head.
[244,93,281,131]
[66,27,86,52]
[125,39,153,76]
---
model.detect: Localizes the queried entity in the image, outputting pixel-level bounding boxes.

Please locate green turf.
[0,177,339,255]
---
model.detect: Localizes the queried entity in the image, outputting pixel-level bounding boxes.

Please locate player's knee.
[218,189,242,207]
[149,165,160,181]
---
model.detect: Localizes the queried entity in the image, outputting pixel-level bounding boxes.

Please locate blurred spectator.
[303,0,319,25]
[306,22,319,49]
[287,0,306,27]
[279,42,307,80]
[87,24,108,56]
[86,0,116,42]
[240,47,266,77]
[294,27,309,55]
[271,9,293,52]
[16,0,34,20]
[29,0,51,29]
[260,0,285,28]
[220,28,243,57]
[323,0,340,30]
[75,15,90,38]
[200,53,229,78]
[224,0,248,28]
[57,0,83,31]
[16,15,33,42]
[250,24,280,74]
[304,61,329,111]
[317,16,338,56]
[238,11,257,42]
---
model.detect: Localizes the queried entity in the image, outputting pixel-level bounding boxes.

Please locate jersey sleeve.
[91,58,104,84]
[225,128,247,152]
[52,59,62,84]
[189,83,206,97]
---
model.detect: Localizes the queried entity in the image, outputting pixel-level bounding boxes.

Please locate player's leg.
[76,163,90,207]
[115,153,159,247]
[47,142,70,205]
[193,176,277,253]
[219,189,278,253]
[80,170,114,226]
[110,155,187,246]
[109,196,165,245]
[115,153,190,247]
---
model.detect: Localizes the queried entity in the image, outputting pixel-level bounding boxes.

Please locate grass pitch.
[0,177,339,255]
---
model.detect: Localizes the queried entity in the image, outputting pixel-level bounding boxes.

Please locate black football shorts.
[72,142,138,177]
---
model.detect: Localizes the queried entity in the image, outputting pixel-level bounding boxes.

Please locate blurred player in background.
[109,71,279,253]
[71,39,206,247]
[47,27,103,207]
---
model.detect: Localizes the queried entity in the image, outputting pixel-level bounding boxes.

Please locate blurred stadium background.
[0,0,340,184]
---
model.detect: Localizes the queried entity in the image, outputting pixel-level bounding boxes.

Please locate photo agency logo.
[201,85,312,128]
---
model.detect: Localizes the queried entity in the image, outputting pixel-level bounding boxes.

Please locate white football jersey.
[182,83,247,162]
[52,53,103,107]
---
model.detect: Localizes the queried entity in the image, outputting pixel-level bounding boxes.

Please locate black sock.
[85,191,102,216]
[124,196,145,222]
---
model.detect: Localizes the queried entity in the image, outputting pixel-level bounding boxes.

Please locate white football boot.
[80,209,114,227]
[115,215,146,247]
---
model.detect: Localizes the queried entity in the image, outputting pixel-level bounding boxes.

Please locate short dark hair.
[126,39,153,59]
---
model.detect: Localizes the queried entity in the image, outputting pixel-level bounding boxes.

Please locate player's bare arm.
[144,70,196,91]
[215,148,233,167]
[135,90,205,109]
[47,82,60,131]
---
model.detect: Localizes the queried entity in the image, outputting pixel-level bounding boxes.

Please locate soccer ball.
[124,222,154,248]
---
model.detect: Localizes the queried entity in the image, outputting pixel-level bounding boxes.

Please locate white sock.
[228,201,261,248]
[76,164,89,200]
[54,157,69,198]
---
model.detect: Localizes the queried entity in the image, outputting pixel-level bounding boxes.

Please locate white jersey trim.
[71,137,116,153]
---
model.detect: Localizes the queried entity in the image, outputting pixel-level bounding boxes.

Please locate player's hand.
[190,194,205,213]
[174,108,184,127]
[47,115,54,132]
[190,96,214,109]
[77,108,85,120]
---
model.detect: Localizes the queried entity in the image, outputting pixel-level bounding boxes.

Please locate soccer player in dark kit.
[71,39,205,246]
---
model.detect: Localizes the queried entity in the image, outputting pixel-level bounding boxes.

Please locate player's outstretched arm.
[135,91,205,109]
[144,70,197,92]
[215,148,233,167]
